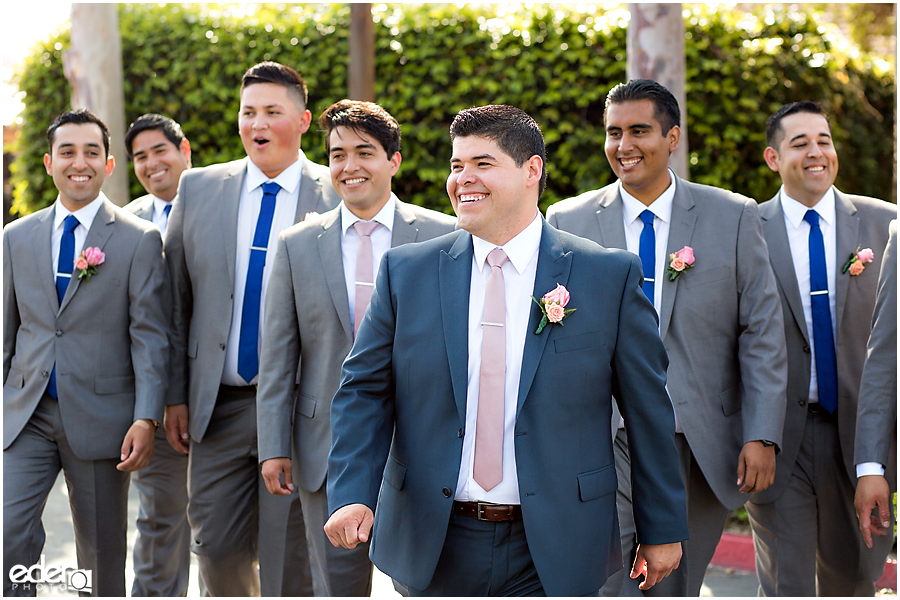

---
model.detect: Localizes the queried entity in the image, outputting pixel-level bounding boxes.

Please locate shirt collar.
[472,211,542,276]
[781,185,836,228]
[53,192,106,231]
[245,152,304,195]
[341,193,397,235]
[152,196,172,217]
[620,168,676,225]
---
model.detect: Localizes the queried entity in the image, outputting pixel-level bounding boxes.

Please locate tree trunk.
[627,3,689,180]
[63,3,130,206]
[349,4,375,101]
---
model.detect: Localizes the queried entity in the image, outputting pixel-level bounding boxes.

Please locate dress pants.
[131,426,193,596]
[297,477,373,596]
[3,394,130,597]
[186,388,314,596]
[600,430,728,597]
[747,410,895,596]
[408,510,546,596]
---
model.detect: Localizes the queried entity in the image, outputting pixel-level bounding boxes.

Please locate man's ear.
[763,147,780,172]
[667,125,681,154]
[524,155,543,188]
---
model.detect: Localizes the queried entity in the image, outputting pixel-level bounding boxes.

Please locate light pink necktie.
[353,221,379,339]
[474,247,508,491]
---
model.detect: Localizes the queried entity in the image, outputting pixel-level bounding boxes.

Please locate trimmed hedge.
[10,3,895,218]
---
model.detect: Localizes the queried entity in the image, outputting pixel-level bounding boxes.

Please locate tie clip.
[56,272,72,279]
[250,245,267,252]
[482,322,504,327]
[644,277,655,283]
[810,290,828,296]
[355,281,374,287]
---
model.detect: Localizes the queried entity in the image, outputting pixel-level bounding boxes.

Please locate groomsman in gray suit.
[3,109,170,596]
[257,100,456,596]
[547,79,787,596]
[854,220,896,553]
[123,113,195,596]
[748,101,896,596]
[164,62,338,596]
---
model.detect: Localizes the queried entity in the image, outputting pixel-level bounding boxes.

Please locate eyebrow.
[607,122,654,131]
[241,103,286,110]
[331,142,378,154]
[451,153,498,163]
[57,142,102,151]
[789,131,831,144]
[133,142,170,156]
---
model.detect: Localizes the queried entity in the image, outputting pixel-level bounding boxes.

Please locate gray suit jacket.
[3,197,171,459]
[165,153,340,441]
[257,199,456,492]
[754,190,896,503]
[547,177,787,510]
[854,219,897,491]
[124,194,155,221]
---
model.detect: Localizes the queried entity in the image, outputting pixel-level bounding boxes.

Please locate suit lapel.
[219,160,246,284]
[33,208,59,312]
[59,199,115,314]
[318,209,353,341]
[659,179,697,338]
[833,190,859,336]
[391,199,418,247]
[760,194,809,344]
[517,221,573,417]
[295,155,326,223]
[440,231,473,426]
[595,187,627,249]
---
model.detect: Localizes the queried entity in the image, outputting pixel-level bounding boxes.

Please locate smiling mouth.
[459,193,487,203]
[806,165,825,173]
[148,170,168,180]
[343,177,367,185]
[69,175,90,183]
[619,157,642,168]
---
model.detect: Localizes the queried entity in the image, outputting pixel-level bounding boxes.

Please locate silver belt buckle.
[476,502,490,520]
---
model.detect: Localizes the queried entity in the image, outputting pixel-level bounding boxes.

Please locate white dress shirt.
[455,212,542,504]
[51,194,105,275]
[222,158,303,386]
[780,186,837,405]
[340,196,396,331]
[151,196,173,237]
[619,172,681,433]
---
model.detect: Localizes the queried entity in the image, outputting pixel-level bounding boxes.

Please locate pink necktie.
[353,221,379,339]
[474,248,508,491]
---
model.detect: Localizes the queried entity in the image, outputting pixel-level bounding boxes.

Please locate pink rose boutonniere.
[666,246,695,281]
[75,247,105,282]
[532,283,576,334]
[842,246,874,276]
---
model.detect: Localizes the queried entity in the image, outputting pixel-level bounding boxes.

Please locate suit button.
[55,330,63,337]
[442,488,452,498]
[457,428,463,438]
[41,370,49,377]
[803,345,811,353]
[220,343,226,350]
[798,398,806,407]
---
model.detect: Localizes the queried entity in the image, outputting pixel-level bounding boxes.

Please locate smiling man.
[163,62,338,596]
[548,79,787,596]
[3,109,170,595]
[256,100,455,596]
[747,101,897,596]
[324,104,688,596]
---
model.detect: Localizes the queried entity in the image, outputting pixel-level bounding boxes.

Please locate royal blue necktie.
[237,182,280,383]
[163,204,172,219]
[48,214,79,399]
[804,209,838,413]
[639,210,656,303]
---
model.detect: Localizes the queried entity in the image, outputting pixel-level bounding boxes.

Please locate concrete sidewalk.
[32,472,893,596]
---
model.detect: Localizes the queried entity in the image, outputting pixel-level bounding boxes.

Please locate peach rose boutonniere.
[666,246,695,281]
[532,283,576,334]
[842,246,874,276]
[75,247,105,282]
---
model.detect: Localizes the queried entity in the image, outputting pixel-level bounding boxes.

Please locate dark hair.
[318,100,401,157]
[124,113,187,159]
[766,101,831,148]
[241,61,308,109]
[47,109,111,157]
[605,79,681,135]
[449,105,547,196]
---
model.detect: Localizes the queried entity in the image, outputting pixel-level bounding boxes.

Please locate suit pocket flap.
[187,336,199,359]
[383,455,407,490]
[577,464,617,502]
[95,375,135,395]
[295,393,317,419]
[554,332,604,354]
[5,368,24,389]
[683,265,730,288]
[720,385,741,416]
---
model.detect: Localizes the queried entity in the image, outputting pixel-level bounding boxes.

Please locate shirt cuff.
[856,462,886,478]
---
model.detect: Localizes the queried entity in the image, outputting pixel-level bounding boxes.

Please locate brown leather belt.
[453,501,522,521]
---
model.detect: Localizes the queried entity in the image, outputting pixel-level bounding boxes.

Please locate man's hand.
[855,474,892,549]
[736,440,776,493]
[631,542,682,590]
[261,458,295,495]
[324,503,374,550]
[117,420,155,471]
[164,404,190,454]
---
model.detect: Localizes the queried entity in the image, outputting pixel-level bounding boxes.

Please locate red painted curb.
[710,532,897,591]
